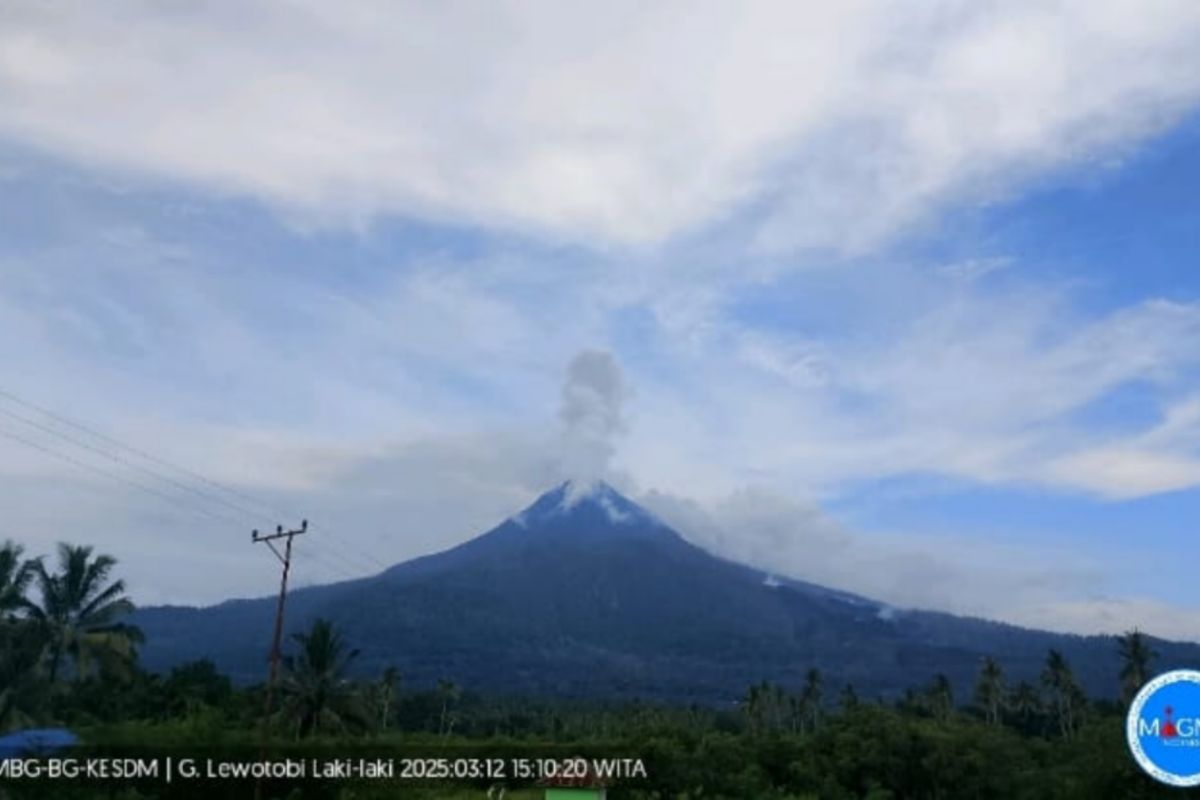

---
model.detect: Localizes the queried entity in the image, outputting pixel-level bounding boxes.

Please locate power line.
[0,387,286,517]
[0,425,242,527]
[307,522,389,573]
[0,387,386,569]
[0,424,365,584]
[0,404,274,525]
[0,387,388,575]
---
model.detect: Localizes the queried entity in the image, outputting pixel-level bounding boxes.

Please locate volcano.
[135,481,1200,701]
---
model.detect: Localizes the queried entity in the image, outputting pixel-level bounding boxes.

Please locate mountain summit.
[135,483,1200,701]
[514,479,666,532]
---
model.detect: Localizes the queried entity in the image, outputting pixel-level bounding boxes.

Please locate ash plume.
[558,349,626,488]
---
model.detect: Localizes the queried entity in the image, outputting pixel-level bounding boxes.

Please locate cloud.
[2,2,1200,250]
[1038,393,1200,498]
[558,350,627,484]
[1007,597,1200,641]
[621,275,1200,501]
[0,159,1198,634]
[5,197,1200,504]
[1042,448,1200,500]
[0,426,561,606]
[639,485,1199,641]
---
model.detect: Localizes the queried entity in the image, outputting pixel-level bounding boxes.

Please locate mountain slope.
[134,482,1200,702]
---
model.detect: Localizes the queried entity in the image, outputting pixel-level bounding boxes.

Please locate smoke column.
[558,349,626,489]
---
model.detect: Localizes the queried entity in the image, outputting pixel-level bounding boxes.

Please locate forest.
[0,539,1186,799]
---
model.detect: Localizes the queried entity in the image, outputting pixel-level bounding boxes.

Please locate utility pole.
[252,520,308,719]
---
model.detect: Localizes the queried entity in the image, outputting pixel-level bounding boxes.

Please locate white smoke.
[558,349,627,487]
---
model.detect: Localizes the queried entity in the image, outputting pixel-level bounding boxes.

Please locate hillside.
[134,482,1200,702]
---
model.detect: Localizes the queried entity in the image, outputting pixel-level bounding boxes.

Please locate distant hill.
[134,481,1200,703]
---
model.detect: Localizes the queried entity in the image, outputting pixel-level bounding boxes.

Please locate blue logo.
[1127,670,1200,787]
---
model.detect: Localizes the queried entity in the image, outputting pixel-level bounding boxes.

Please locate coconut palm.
[839,683,859,712]
[0,541,45,732]
[26,543,140,683]
[927,673,954,721]
[766,682,788,731]
[0,540,36,619]
[974,657,1005,726]
[377,665,400,729]
[277,617,368,738]
[787,692,803,734]
[1118,629,1157,705]
[437,678,461,737]
[743,681,766,735]
[800,668,823,733]
[1041,649,1080,739]
[1009,680,1041,731]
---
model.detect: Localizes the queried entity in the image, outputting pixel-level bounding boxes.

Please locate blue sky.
[1,1,1199,640]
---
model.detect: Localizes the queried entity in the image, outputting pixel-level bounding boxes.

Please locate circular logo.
[1127,670,1200,787]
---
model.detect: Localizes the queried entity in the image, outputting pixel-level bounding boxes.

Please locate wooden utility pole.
[252,520,308,718]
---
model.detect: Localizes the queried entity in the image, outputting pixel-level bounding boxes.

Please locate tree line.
[741,628,1155,743]
[0,539,1178,798]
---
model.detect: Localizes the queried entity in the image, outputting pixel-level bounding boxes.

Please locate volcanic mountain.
[135,481,1200,702]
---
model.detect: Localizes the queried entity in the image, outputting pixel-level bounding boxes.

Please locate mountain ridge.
[133,482,1200,703]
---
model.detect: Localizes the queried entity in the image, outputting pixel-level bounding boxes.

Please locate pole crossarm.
[251,518,308,800]
[251,519,309,715]
[253,521,307,564]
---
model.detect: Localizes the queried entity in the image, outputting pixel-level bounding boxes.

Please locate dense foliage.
[0,539,1185,799]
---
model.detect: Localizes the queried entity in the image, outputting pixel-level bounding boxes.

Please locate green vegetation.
[276,617,370,738]
[25,544,141,684]
[0,540,1185,798]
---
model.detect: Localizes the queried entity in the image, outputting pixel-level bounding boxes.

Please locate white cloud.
[2,2,1200,250]
[1039,393,1200,497]
[619,277,1200,501]
[1008,597,1200,642]
[1,154,1198,634]
[639,485,1199,642]
[1042,448,1200,500]
[6,209,1200,503]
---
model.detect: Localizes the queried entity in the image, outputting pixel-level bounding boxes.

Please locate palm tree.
[839,683,859,713]
[974,657,1004,726]
[1118,629,1157,705]
[0,541,44,733]
[743,680,790,735]
[800,668,823,733]
[26,543,140,683]
[1041,649,1080,739]
[437,678,461,737]
[378,665,400,729]
[1009,680,1040,731]
[0,540,36,619]
[927,673,954,721]
[767,682,787,732]
[277,617,367,738]
[787,692,803,734]
[742,681,766,735]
